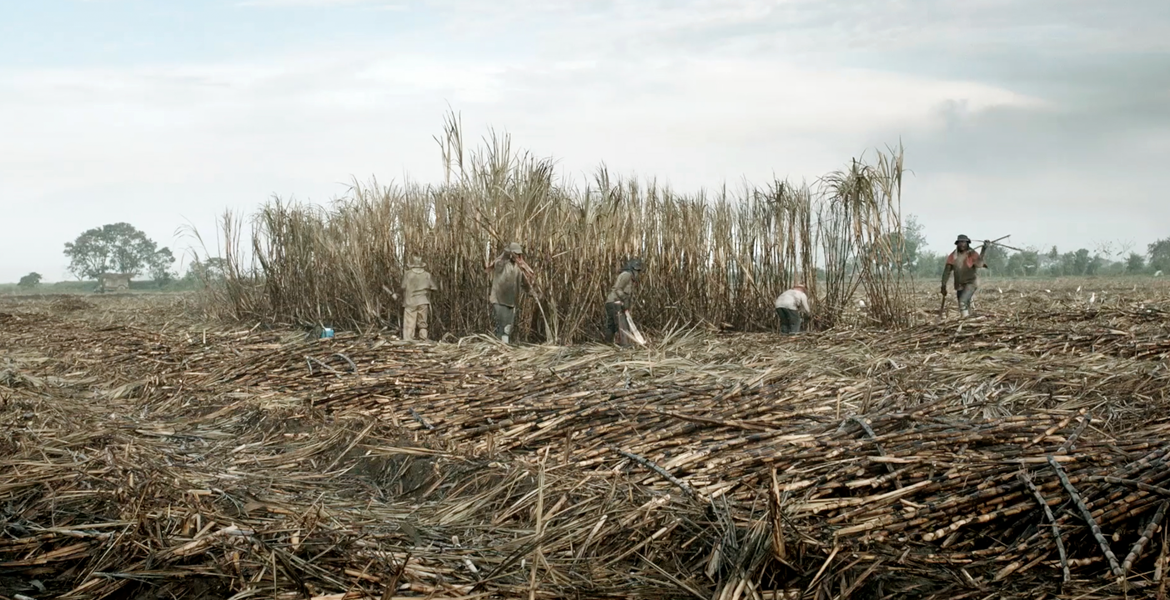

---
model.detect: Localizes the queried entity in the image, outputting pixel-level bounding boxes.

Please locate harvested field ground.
[2,278,1170,599]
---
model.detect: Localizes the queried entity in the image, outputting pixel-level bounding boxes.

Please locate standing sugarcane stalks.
[205,111,913,342]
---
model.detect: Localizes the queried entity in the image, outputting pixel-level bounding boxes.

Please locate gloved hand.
[939,285,947,295]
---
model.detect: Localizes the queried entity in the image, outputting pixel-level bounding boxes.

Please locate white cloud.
[236,0,406,7]
[0,45,1042,281]
[2,0,1166,281]
[0,48,1036,192]
[419,0,1170,57]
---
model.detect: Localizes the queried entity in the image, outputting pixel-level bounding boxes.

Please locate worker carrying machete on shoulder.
[487,242,533,344]
[941,234,988,318]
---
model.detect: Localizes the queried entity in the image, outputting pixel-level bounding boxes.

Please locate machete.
[623,310,648,346]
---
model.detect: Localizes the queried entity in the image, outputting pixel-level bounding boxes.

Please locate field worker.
[941,234,987,318]
[401,255,438,341]
[605,257,643,345]
[488,242,532,343]
[774,284,811,335]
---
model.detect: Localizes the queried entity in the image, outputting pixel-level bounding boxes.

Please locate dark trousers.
[605,302,631,345]
[492,303,515,340]
[956,285,977,312]
[776,307,802,335]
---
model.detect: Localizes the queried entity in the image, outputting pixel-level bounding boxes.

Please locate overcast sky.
[2,0,1168,282]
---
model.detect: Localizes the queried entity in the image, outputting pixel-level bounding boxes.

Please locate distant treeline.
[0,278,203,294]
[902,217,1168,278]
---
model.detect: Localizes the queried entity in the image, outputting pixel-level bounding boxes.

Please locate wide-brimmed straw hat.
[507,242,524,255]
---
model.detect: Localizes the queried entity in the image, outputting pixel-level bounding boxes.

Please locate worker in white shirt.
[774,284,811,335]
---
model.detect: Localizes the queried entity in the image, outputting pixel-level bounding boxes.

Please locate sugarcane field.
[3,273,1170,600]
[5,115,1170,598]
[4,4,1167,597]
[5,124,1170,600]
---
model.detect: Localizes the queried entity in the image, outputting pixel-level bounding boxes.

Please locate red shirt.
[945,249,983,286]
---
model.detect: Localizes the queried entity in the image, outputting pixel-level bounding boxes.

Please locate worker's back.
[402,268,435,307]
[774,288,808,311]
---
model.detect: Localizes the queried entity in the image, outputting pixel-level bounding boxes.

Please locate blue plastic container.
[320,328,335,339]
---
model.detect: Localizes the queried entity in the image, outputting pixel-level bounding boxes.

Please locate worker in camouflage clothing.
[941,234,987,318]
[605,258,643,345]
[488,242,532,344]
[401,256,438,341]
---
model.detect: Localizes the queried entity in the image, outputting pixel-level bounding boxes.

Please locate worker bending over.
[605,258,643,345]
[774,284,811,335]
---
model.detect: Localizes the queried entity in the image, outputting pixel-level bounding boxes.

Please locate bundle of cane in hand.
[515,254,535,280]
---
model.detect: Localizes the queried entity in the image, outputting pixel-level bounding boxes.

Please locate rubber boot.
[960,309,970,318]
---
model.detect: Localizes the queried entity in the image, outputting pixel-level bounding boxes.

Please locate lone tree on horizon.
[17,272,42,288]
[63,223,175,281]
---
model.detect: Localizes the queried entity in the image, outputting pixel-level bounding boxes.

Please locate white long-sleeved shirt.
[774,289,810,313]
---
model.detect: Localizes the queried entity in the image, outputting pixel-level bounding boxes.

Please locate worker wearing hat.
[488,242,533,343]
[774,283,811,335]
[605,257,643,345]
[400,255,438,341]
[942,234,987,318]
